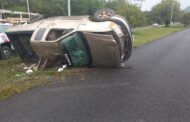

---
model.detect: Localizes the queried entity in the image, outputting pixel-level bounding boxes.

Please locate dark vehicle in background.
[0,23,13,59]
[0,33,13,59]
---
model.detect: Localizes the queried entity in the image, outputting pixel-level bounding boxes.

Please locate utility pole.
[170,0,175,27]
[26,0,31,19]
[1,0,4,10]
[0,0,4,19]
[68,0,71,16]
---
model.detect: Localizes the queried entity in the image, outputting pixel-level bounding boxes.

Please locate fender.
[110,15,133,60]
[110,15,133,41]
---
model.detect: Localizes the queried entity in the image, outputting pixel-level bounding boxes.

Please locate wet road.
[1,29,190,122]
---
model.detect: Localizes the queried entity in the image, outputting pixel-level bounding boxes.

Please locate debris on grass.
[26,69,33,74]
[15,74,21,77]
[23,64,38,74]
[0,57,80,100]
[57,65,67,73]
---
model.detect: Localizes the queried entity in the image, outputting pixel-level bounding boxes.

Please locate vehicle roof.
[6,16,114,34]
[6,20,43,33]
[6,16,88,33]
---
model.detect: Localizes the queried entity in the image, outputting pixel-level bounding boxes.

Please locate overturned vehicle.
[6,9,133,69]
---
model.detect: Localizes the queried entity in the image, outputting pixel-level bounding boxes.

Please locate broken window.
[46,29,73,41]
[7,32,38,62]
[60,32,90,67]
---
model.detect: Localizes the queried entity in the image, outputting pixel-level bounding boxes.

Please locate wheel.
[92,8,116,22]
[0,46,12,59]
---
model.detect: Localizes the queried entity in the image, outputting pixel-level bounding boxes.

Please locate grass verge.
[133,26,185,47]
[0,57,82,100]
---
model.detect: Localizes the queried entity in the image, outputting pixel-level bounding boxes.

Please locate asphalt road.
[1,29,190,122]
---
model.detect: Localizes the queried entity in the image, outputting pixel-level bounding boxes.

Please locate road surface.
[1,29,190,122]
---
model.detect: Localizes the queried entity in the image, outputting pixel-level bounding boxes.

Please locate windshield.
[60,32,90,67]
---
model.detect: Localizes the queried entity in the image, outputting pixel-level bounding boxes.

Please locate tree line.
[0,0,190,27]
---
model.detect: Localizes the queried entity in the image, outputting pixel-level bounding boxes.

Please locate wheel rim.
[2,49,10,58]
[98,11,113,19]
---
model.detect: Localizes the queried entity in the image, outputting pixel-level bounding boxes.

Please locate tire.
[92,8,116,22]
[0,46,12,59]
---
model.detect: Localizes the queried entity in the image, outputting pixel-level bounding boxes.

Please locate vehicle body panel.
[83,32,120,67]
[6,15,133,67]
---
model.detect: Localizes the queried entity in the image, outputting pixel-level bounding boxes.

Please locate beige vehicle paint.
[6,15,133,68]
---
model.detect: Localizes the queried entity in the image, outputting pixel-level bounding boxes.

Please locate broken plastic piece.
[24,66,29,70]
[57,65,67,72]
[16,74,21,77]
[26,69,33,74]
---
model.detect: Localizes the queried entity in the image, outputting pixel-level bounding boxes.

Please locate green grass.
[0,57,83,100]
[133,26,185,48]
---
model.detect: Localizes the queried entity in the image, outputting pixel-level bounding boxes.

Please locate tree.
[151,0,181,27]
[115,0,148,27]
[181,12,190,27]
[71,0,104,15]
[144,11,154,24]
[30,0,67,17]
[0,0,149,27]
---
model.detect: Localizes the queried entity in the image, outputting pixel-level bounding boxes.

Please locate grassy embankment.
[0,26,184,100]
[0,58,81,100]
[133,26,184,47]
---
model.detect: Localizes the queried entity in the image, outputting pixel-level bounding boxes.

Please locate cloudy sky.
[141,0,190,11]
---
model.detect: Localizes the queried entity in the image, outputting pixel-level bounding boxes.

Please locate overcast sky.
[141,0,190,11]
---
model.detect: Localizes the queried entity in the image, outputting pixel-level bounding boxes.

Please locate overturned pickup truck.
[6,9,133,69]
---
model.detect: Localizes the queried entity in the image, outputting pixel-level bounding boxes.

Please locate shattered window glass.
[60,33,89,66]
[46,29,73,41]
